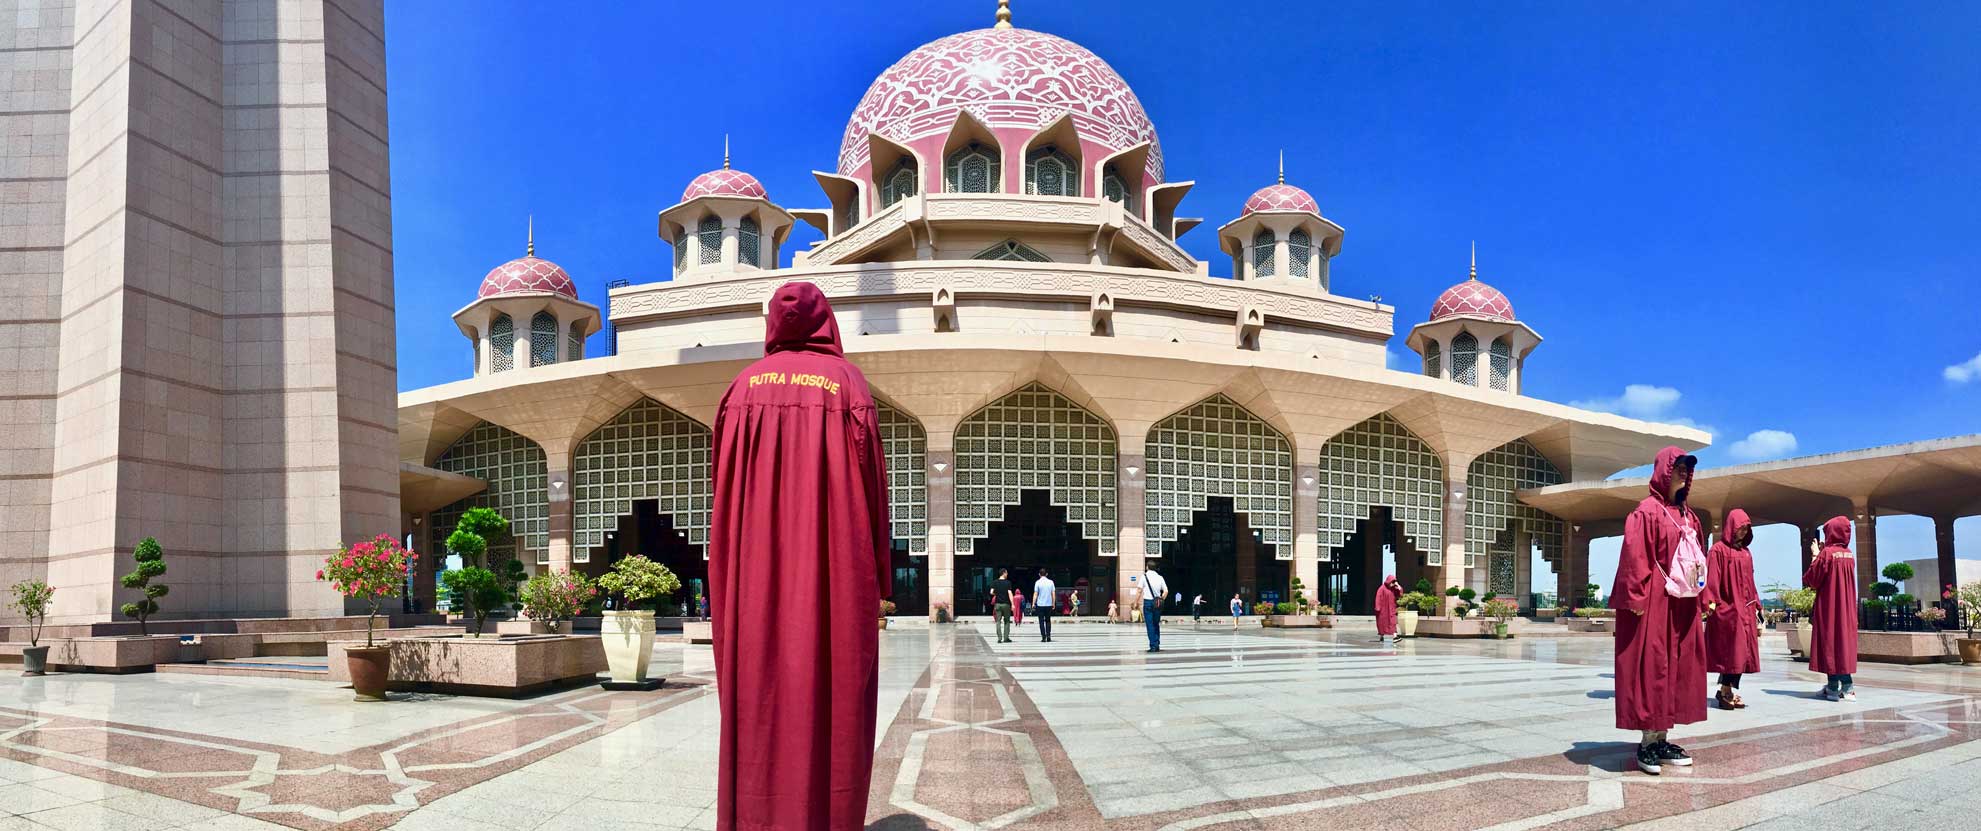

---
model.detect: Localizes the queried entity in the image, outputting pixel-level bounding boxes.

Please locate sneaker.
[1654,742,1692,767]
[1635,745,1662,775]
[1822,688,1840,701]
[1842,691,1857,701]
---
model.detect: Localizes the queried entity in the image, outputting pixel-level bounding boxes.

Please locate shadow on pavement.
[1563,740,1638,772]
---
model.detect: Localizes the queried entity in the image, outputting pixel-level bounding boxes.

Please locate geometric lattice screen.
[955,383,1117,556]
[1316,413,1443,563]
[1146,394,1293,558]
[431,421,549,564]
[573,398,712,562]
[877,401,927,554]
[1466,438,1566,570]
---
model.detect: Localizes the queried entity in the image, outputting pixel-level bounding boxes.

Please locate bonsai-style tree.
[1881,563,1916,609]
[1288,576,1309,611]
[597,555,681,611]
[519,570,596,623]
[317,534,416,648]
[443,507,514,635]
[1585,583,1606,609]
[442,568,507,636]
[7,579,54,648]
[1413,578,1435,594]
[119,537,168,634]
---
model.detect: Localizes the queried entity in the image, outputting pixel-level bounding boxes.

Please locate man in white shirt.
[1141,567,1169,652]
[1032,570,1058,642]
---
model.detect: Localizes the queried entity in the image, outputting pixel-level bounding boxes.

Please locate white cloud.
[1728,429,1798,461]
[1385,347,1414,371]
[1569,384,1716,438]
[1945,352,1981,383]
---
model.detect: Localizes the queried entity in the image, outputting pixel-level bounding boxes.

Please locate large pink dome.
[1242,183,1319,215]
[1430,278,1516,322]
[478,256,577,299]
[837,27,1163,184]
[681,167,768,202]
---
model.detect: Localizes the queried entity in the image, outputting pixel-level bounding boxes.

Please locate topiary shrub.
[1882,562,1915,584]
[1413,578,1435,594]
[119,537,168,634]
[1459,588,1477,603]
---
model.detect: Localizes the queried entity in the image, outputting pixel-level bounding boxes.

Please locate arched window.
[567,321,584,361]
[973,239,1051,262]
[881,157,917,208]
[1025,146,1078,197]
[1451,332,1478,386]
[1288,228,1312,278]
[672,230,687,274]
[1251,228,1276,278]
[1489,337,1512,391]
[945,143,999,193]
[697,214,723,265]
[1102,165,1129,208]
[530,311,557,367]
[738,215,761,267]
[489,313,514,373]
[1424,341,1442,378]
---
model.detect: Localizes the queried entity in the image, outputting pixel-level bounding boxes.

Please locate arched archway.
[432,421,548,567]
[1316,413,1443,613]
[878,401,929,615]
[573,398,713,609]
[1145,395,1293,609]
[1467,438,1566,609]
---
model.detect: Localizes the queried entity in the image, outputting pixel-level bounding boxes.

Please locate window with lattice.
[1466,438,1565,571]
[530,311,557,367]
[1451,332,1478,385]
[1424,341,1441,378]
[1489,337,1512,391]
[877,402,928,554]
[1146,395,1293,558]
[974,240,1051,262]
[1102,166,1129,209]
[697,215,723,265]
[1025,146,1078,197]
[1316,413,1443,564]
[432,421,549,564]
[489,314,514,373]
[567,321,584,361]
[955,383,1117,556]
[573,398,713,562]
[739,216,761,267]
[672,230,687,274]
[945,143,1000,193]
[1251,229,1276,278]
[1288,228,1312,278]
[881,158,917,208]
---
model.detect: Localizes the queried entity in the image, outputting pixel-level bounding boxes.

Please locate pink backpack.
[1659,506,1708,598]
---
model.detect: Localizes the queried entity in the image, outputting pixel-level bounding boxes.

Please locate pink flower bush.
[318,533,417,648]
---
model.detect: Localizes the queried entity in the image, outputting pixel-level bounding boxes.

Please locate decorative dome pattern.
[681,168,768,202]
[837,27,1164,184]
[1242,183,1319,215]
[1430,279,1516,322]
[478,256,577,299]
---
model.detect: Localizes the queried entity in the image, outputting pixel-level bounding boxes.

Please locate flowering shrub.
[519,570,595,622]
[1919,606,1947,623]
[879,599,898,618]
[1252,601,1276,616]
[597,555,680,611]
[1482,597,1519,624]
[1959,580,1981,637]
[7,580,54,648]
[318,534,415,648]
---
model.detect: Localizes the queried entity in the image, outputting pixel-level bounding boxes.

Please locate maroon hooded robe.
[1375,575,1402,636]
[1705,509,1761,675]
[1612,446,1710,732]
[1802,516,1858,675]
[711,282,890,831]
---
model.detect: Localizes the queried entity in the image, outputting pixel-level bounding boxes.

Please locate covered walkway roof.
[1518,435,1981,536]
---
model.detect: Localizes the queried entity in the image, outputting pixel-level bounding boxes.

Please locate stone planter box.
[1784,623,1811,656]
[495,620,573,635]
[327,635,607,698]
[0,636,189,672]
[1566,618,1613,634]
[1416,617,1487,638]
[682,621,713,644]
[1262,615,1332,628]
[1856,631,1961,665]
[1534,609,1558,622]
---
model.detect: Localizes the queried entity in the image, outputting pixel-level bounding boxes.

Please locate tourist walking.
[1612,447,1714,776]
[1033,569,1057,642]
[992,570,1015,643]
[1107,598,1118,623]
[1193,593,1205,622]
[1229,593,1243,629]
[1804,516,1859,701]
[1707,509,1760,709]
[1142,567,1170,652]
[710,282,891,831]
[1375,574,1403,644]
[1013,588,1025,626]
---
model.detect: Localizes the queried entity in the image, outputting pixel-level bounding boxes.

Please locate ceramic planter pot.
[1494,622,1510,639]
[345,645,391,702]
[20,645,49,676]
[1399,610,1420,637]
[1958,637,1981,666]
[604,610,656,683]
[877,618,888,630]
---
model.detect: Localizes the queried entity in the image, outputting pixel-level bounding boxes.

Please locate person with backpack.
[1612,446,1716,776]
[1141,567,1169,652]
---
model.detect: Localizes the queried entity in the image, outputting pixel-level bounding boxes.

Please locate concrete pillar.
[926,449,956,620]
[511,313,532,371]
[1512,527,1533,608]
[1442,468,1470,614]
[1273,233,1290,280]
[412,513,437,613]
[1562,526,1592,609]
[1935,516,1958,603]
[1799,524,1820,575]
[1853,501,1879,587]
[545,456,574,574]
[1292,461,1320,607]
[721,217,740,267]
[682,223,701,274]
[1116,452,1148,620]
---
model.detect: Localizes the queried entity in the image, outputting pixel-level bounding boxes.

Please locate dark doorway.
[1324,506,1429,614]
[890,541,928,617]
[956,489,1112,617]
[1157,496,1287,615]
[586,499,706,615]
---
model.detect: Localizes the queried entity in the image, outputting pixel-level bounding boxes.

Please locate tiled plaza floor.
[3,623,1979,830]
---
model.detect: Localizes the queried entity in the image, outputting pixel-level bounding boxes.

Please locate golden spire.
[1277,149,1285,185]
[1469,241,1477,280]
[526,214,535,257]
[994,0,1013,29]
[722,134,730,170]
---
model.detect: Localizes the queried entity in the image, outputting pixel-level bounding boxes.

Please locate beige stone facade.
[0,0,397,623]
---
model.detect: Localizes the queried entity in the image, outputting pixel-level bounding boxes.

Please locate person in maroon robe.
[1612,446,1717,775]
[1706,509,1760,709]
[1802,516,1858,701]
[1375,574,1402,643]
[710,282,891,831]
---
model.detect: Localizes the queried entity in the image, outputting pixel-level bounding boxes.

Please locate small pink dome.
[1430,278,1516,322]
[681,168,768,202]
[1242,183,1319,215]
[478,256,577,299]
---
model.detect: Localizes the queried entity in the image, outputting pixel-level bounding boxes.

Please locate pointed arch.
[529,311,557,367]
[1316,413,1443,562]
[973,239,1051,262]
[1146,394,1293,558]
[1467,438,1566,581]
[1251,228,1276,278]
[697,214,723,265]
[489,314,514,373]
[1423,341,1442,378]
[573,398,713,561]
[1288,228,1312,278]
[739,215,762,267]
[432,421,549,564]
[876,400,927,554]
[941,110,1003,194]
[1451,331,1479,385]
[955,383,1118,556]
[1489,336,1513,391]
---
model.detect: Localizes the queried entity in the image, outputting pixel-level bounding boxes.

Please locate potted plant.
[518,570,594,634]
[1396,592,1431,637]
[1482,597,1519,639]
[879,599,897,629]
[1762,609,1786,630]
[597,555,680,688]
[1315,604,1335,628]
[1782,587,1816,655]
[441,507,513,636]
[317,534,416,702]
[7,579,54,676]
[119,537,168,634]
[1957,580,1981,665]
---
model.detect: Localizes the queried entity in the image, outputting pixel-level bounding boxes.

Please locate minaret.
[1277,149,1284,184]
[527,215,535,257]
[723,134,730,170]
[1469,240,1476,280]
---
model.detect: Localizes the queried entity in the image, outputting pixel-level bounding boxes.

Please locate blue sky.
[385,1,1981,593]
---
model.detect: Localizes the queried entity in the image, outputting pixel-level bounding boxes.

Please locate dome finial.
[994,0,1013,29]
[1277,149,1284,184]
[1469,240,1477,280]
[526,214,535,258]
[722,134,730,170]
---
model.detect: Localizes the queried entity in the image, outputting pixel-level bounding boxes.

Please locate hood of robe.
[1822,515,1853,554]
[1647,446,1699,506]
[763,281,844,357]
[1724,509,1753,547]
[1384,575,1401,589]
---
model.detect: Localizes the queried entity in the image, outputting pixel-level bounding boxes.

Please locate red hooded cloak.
[1705,509,1760,674]
[1612,446,1709,731]
[1375,574,1402,636]
[1802,516,1858,675]
[711,282,891,831]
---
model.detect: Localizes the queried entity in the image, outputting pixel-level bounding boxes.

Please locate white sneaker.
[1842,691,1857,701]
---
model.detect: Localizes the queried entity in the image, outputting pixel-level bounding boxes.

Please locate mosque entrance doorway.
[586,499,706,615]
[1158,497,1287,616]
[957,489,1113,617]
[1323,506,1431,615]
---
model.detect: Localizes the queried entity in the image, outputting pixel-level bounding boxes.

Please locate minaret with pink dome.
[452,219,602,377]
[660,138,796,278]
[1405,244,1541,393]
[1215,153,1345,292]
